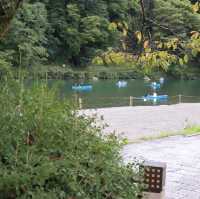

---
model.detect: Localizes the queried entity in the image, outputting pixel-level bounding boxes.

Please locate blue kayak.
[72,84,92,92]
[159,77,165,84]
[143,95,168,101]
[150,82,161,90]
[116,81,127,88]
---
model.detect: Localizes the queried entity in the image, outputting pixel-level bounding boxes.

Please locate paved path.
[122,135,200,199]
[82,103,200,141]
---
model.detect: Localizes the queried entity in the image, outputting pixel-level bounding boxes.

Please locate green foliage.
[0,50,14,79]
[152,0,200,39]
[0,0,129,67]
[46,0,124,66]
[183,125,200,135]
[2,0,200,77]
[0,0,22,38]
[0,2,48,68]
[0,79,143,198]
[138,50,177,74]
[92,50,137,66]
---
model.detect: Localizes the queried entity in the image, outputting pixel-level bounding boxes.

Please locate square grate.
[142,161,166,193]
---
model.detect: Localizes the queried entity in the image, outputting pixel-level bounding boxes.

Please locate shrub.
[0,79,142,199]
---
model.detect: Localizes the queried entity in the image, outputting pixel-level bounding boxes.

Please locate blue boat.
[159,77,165,84]
[116,81,127,88]
[72,84,93,92]
[150,82,161,90]
[143,94,168,101]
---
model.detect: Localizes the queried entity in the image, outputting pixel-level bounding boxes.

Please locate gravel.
[82,103,200,198]
[122,135,200,199]
[81,103,200,141]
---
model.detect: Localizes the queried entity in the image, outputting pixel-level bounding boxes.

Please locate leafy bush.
[0,79,142,199]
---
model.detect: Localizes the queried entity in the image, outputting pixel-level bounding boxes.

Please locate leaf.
[144,48,151,53]
[143,40,149,49]
[117,22,123,28]
[157,42,163,49]
[192,49,198,57]
[192,2,199,13]
[123,21,129,30]
[135,31,142,43]
[145,52,150,57]
[179,58,184,66]
[191,31,200,39]
[108,22,117,31]
[123,29,128,36]
[122,42,126,50]
[183,55,189,63]
[190,31,198,35]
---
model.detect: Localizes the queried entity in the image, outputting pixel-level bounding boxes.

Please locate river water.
[48,79,200,108]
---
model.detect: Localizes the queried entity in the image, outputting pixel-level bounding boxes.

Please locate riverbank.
[81,103,200,142]
[10,64,200,81]
[26,65,144,80]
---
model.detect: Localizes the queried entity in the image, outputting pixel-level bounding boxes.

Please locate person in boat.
[152,82,157,86]
[153,92,157,97]
[159,77,164,84]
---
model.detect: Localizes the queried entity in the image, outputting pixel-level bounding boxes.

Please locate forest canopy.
[1,0,200,75]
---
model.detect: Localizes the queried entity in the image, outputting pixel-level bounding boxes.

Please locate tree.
[46,0,124,66]
[151,0,200,39]
[2,0,200,75]
[0,0,23,38]
[0,2,48,68]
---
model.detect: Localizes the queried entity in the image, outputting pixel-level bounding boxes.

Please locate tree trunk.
[0,0,23,38]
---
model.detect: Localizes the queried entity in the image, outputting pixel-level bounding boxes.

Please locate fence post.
[129,96,133,106]
[79,98,83,109]
[178,94,182,104]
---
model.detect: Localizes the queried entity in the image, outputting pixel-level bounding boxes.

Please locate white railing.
[74,95,200,109]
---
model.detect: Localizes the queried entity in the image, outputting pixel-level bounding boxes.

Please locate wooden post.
[45,71,48,82]
[74,93,78,106]
[129,96,133,106]
[79,98,83,109]
[178,94,182,104]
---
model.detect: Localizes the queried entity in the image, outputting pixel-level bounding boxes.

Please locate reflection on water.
[48,79,200,108]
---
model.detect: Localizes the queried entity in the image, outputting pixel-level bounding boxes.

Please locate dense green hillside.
[1,0,200,77]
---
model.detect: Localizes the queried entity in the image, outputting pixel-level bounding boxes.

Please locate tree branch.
[146,18,185,39]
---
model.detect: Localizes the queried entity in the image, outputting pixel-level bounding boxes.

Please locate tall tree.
[0,2,48,67]
[0,0,23,38]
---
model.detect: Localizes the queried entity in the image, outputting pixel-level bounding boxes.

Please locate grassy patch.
[127,125,200,144]
[182,125,200,136]
[140,131,179,142]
